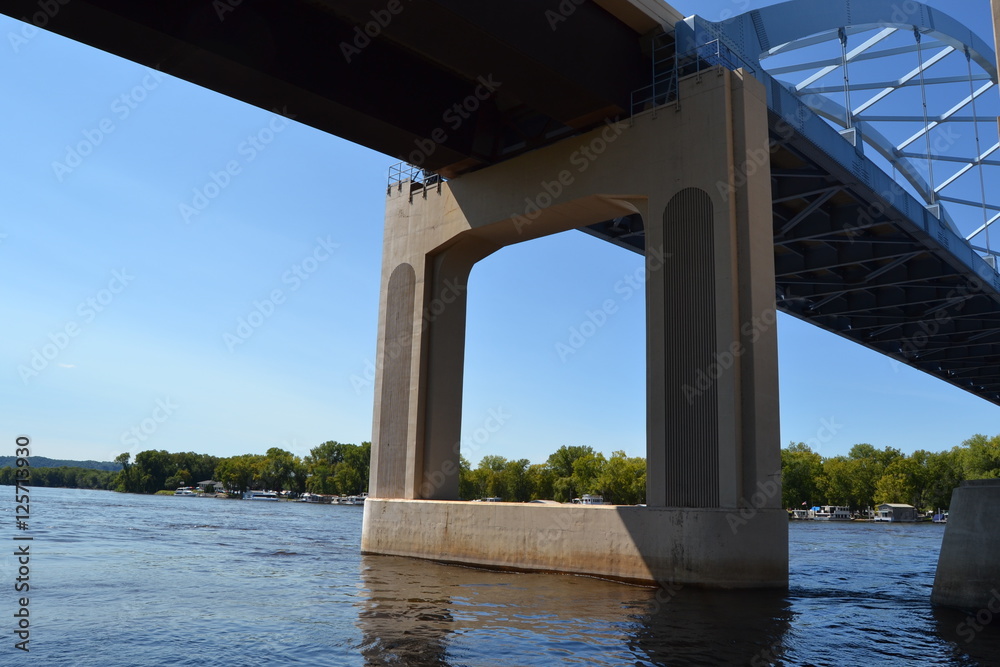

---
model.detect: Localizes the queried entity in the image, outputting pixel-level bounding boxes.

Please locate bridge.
[7,0,997,588]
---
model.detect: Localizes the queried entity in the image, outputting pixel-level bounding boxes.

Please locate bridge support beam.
[363,68,787,588]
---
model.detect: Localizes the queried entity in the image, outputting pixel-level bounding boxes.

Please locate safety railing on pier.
[387,162,445,202]
[630,38,758,117]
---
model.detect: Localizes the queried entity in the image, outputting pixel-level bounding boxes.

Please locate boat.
[472,497,502,503]
[174,487,196,496]
[873,503,918,522]
[571,494,606,505]
[243,490,279,501]
[343,493,368,505]
[813,505,852,521]
[789,508,815,520]
[933,510,949,524]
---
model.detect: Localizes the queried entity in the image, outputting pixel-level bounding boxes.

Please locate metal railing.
[631,39,759,117]
[386,162,445,200]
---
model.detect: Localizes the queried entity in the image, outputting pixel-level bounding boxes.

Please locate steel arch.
[691,0,999,249]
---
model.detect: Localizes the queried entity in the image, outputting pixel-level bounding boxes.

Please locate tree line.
[113,442,371,496]
[781,434,1000,511]
[0,466,116,489]
[5,433,998,509]
[458,446,646,504]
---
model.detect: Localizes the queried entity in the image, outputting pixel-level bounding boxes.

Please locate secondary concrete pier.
[361,68,787,588]
[932,479,1000,611]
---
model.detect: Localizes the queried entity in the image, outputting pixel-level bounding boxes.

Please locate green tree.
[961,434,1000,479]
[215,454,264,494]
[546,445,597,502]
[261,447,297,491]
[305,441,369,495]
[818,456,856,507]
[597,451,645,505]
[547,445,596,478]
[570,451,606,498]
[476,455,509,499]
[133,449,174,493]
[848,444,901,510]
[114,452,135,493]
[923,447,965,509]
[781,443,824,508]
[501,459,532,502]
[526,464,555,500]
[874,458,922,506]
[458,456,478,500]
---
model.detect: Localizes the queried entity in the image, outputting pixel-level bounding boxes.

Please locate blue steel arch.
[710,0,996,77]
[682,0,999,246]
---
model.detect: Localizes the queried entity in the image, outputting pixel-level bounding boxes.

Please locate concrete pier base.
[362,499,788,588]
[932,479,1000,610]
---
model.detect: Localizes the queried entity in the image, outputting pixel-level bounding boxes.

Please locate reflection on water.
[356,555,793,666]
[356,523,1000,666]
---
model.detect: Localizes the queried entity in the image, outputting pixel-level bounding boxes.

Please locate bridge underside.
[0,0,663,178]
[6,0,1000,399]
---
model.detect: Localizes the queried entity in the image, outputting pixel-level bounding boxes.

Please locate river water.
[4,487,999,666]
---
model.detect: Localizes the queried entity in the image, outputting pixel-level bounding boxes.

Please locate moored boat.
[243,490,279,501]
[571,494,606,505]
[814,505,852,521]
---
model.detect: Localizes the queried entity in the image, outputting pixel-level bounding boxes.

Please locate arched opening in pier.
[460,227,647,501]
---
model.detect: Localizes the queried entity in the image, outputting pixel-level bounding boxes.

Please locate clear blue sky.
[1,0,998,467]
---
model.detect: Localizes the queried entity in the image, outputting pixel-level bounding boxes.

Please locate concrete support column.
[368,185,498,500]
[645,70,780,510]
[932,479,1000,611]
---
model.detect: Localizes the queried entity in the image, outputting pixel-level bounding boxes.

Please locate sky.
[2,0,999,467]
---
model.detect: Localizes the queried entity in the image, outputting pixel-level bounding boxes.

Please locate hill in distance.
[0,456,119,471]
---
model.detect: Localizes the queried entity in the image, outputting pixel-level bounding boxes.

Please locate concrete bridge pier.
[362,68,788,588]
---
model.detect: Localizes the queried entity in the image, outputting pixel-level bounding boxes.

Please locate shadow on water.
[355,554,793,666]
[933,604,1000,667]
[628,588,793,666]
